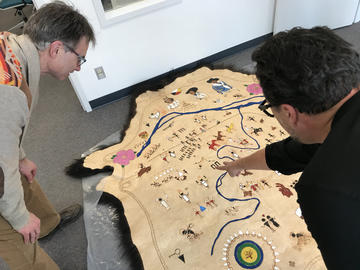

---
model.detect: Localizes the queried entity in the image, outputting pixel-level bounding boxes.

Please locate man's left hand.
[19,158,37,183]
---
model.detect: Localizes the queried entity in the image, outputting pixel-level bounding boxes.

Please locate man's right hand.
[216,160,243,177]
[216,149,270,176]
[17,212,40,244]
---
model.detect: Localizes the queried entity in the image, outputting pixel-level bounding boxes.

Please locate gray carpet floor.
[1,5,360,269]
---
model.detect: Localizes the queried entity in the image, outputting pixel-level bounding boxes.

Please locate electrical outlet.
[94,66,106,80]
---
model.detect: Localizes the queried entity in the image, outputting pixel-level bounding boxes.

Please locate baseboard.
[89,32,272,110]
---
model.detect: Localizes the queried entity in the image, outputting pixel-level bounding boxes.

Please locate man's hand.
[217,149,270,176]
[19,158,37,183]
[17,212,40,244]
[216,160,243,177]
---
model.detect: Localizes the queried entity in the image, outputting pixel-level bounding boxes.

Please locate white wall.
[355,1,360,23]
[274,0,359,33]
[34,0,275,111]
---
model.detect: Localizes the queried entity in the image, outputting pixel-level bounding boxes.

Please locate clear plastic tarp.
[82,132,140,270]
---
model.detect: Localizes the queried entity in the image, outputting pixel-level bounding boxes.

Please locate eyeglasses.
[63,43,87,66]
[258,99,274,117]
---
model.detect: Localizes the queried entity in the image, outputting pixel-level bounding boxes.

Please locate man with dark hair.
[0,1,95,269]
[217,26,360,269]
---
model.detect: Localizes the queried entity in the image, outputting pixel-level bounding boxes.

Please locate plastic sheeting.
[82,132,143,270]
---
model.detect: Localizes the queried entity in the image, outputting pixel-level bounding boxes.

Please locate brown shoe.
[40,204,82,240]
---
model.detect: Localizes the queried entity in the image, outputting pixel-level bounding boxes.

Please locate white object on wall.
[92,0,182,28]
[274,0,360,33]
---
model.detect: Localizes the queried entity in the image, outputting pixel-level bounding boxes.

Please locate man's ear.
[279,104,299,126]
[48,41,63,58]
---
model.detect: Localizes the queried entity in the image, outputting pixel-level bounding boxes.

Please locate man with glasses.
[63,43,87,67]
[217,26,360,269]
[0,1,95,269]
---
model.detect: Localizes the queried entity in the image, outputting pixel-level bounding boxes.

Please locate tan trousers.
[0,176,61,270]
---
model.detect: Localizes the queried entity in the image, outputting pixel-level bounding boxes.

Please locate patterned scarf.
[0,32,32,109]
[0,32,23,87]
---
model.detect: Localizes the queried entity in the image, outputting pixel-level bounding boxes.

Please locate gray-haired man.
[0,1,95,269]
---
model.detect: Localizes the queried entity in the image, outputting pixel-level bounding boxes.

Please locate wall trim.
[89,33,272,110]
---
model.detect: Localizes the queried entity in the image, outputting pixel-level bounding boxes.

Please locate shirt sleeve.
[0,86,30,230]
[265,137,321,175]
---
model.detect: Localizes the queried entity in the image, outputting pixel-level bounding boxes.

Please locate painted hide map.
[83,67,326,270]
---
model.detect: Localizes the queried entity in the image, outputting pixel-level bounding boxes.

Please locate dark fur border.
[97,192,144,269]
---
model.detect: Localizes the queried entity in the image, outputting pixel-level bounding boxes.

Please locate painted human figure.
[178,191,191,203]
[267,215,280,228]
[261,214,279,231]
[261,218,275,232]
[196,176,209,188]
[205,198,217,208]
[158,198,170,210]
